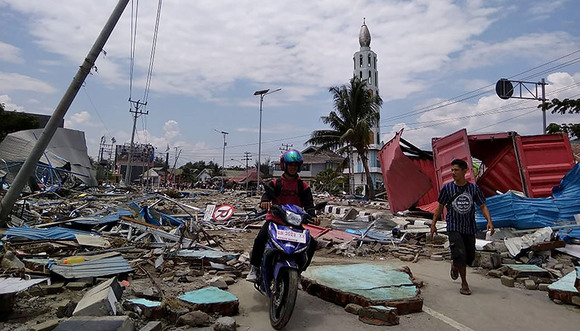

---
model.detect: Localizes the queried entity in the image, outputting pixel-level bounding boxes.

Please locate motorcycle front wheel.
[269,268,299,330]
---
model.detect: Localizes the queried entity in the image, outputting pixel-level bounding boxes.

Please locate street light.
[254,88,281,193]
[215,129,229,189]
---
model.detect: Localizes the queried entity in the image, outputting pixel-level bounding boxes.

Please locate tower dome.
[359,18,371,47]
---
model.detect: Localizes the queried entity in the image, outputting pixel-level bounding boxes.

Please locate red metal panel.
[409,157,439,206]
[517,133,575,198]
[468,133,524,197]
[475,144,523,196]
[378,129,433,213]
[431,129,474,191]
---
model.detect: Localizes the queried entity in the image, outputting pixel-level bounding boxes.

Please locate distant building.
[114,143,154,183]
[347,19,383,192]
[273,147,345,183]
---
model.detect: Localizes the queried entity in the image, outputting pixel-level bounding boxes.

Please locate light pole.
[254,88,281,193]
[215,129,229,189]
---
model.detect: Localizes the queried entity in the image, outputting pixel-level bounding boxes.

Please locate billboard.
[115,144,154,166]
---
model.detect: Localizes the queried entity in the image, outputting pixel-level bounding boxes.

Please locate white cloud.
[66,111,93,128]
[0,42,22,63]
[0,0,503,103]
[0,94,25,112]
[0,72,56,93]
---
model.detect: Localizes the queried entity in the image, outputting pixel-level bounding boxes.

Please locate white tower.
[350,19,383,193]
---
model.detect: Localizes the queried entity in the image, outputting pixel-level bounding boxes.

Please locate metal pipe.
[0,0,130,226]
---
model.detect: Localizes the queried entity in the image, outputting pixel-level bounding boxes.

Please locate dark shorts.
[448,231,476,267]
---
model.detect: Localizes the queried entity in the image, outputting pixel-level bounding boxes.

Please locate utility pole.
[215,129,229,189]
[0,0,129,226]
[124,99,148,186]
[253,88,281,194]
[170,147,181,188]
[242,152,252,192]
[280,143,293,153]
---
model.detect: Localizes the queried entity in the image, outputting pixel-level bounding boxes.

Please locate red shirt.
[263,175,309,224]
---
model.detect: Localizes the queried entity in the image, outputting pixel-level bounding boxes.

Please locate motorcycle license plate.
[276,229,306,243]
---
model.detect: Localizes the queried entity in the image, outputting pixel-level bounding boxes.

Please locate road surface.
[228,256,580,330]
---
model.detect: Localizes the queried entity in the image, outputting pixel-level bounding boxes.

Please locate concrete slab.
[124,298,163,319]
[53,316,134,331]
[178,286,239,315]
[301,263,422,314]
[548,266,580,304]
[73,278,122,316]
[503,264,551,278]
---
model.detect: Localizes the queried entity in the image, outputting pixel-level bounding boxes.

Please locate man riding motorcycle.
[246,149,319,282]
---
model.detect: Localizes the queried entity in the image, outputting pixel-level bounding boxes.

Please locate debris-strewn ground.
[1,186,579,330]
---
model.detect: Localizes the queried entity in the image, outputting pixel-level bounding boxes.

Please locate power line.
[380,48,580,124]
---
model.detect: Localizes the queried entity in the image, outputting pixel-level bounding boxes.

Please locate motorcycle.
[254,202,325,330]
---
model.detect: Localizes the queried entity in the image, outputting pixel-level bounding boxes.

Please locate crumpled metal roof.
[49,256,133,279]
[476,163,580,240]
[1,227,96,241]
[0,277,49,295]
[0,127,97,186]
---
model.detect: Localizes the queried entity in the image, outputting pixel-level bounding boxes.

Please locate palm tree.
[307,77,382,199]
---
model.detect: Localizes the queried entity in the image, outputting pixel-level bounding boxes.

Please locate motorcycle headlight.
[285,211,302,226]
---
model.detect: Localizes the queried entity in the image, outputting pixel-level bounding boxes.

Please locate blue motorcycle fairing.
[268,223,310,255]
[274,260,298,280]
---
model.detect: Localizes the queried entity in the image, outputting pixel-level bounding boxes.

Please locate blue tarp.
[476,163,580,241]
[1,227,96,241]
[130,202,185,227]
[71,208,133,225]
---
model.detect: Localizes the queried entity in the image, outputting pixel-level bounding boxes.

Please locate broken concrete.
[548,267,580,305]
[178,286,239,316]
[214,316,237,331]
[28,319,60,331]
[139,321,162,331]
[53,315,134,331]
[177,310,211,327]
[73,277,123,316]
[301,264,423,314]
[358,305,399,326]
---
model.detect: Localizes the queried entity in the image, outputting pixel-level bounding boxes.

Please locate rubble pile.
[1,182,580,330]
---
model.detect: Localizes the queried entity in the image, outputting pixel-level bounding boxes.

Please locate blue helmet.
[280,149,303,172]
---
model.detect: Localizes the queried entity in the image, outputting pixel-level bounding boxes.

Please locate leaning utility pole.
[0,0,129,226]
[124,98,148,186]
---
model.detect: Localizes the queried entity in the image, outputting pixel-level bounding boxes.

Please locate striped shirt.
[438,182,485,235]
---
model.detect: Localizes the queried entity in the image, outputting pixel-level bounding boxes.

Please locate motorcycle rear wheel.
[269,268,299,330]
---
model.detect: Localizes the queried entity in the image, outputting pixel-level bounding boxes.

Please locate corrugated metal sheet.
[518,134,575,198]
[475,193,559,230]
[469,133,523,197]
[378,129,433,213]
[476,163,580,240]
[0,277,49,295]
[0,128,97,186]
[410,158,438,206]
[432,129,475,191]
[49,256,132,279]
[71,209,133,225]
[1,227,95,241]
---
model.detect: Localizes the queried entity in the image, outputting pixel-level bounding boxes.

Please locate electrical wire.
[143,0,163,106]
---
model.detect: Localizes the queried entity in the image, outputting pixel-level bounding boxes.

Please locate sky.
[1,0,579,169]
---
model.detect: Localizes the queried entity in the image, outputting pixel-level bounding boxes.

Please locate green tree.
[541,98,580,139]
[0,103,40,142]
[540,98,580,114]
[546,122,580,139]
[313,168,347,195]
[306,77,382,199]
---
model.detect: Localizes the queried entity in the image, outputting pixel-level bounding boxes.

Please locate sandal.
[450,266,459,280]
[460,287,472,295]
